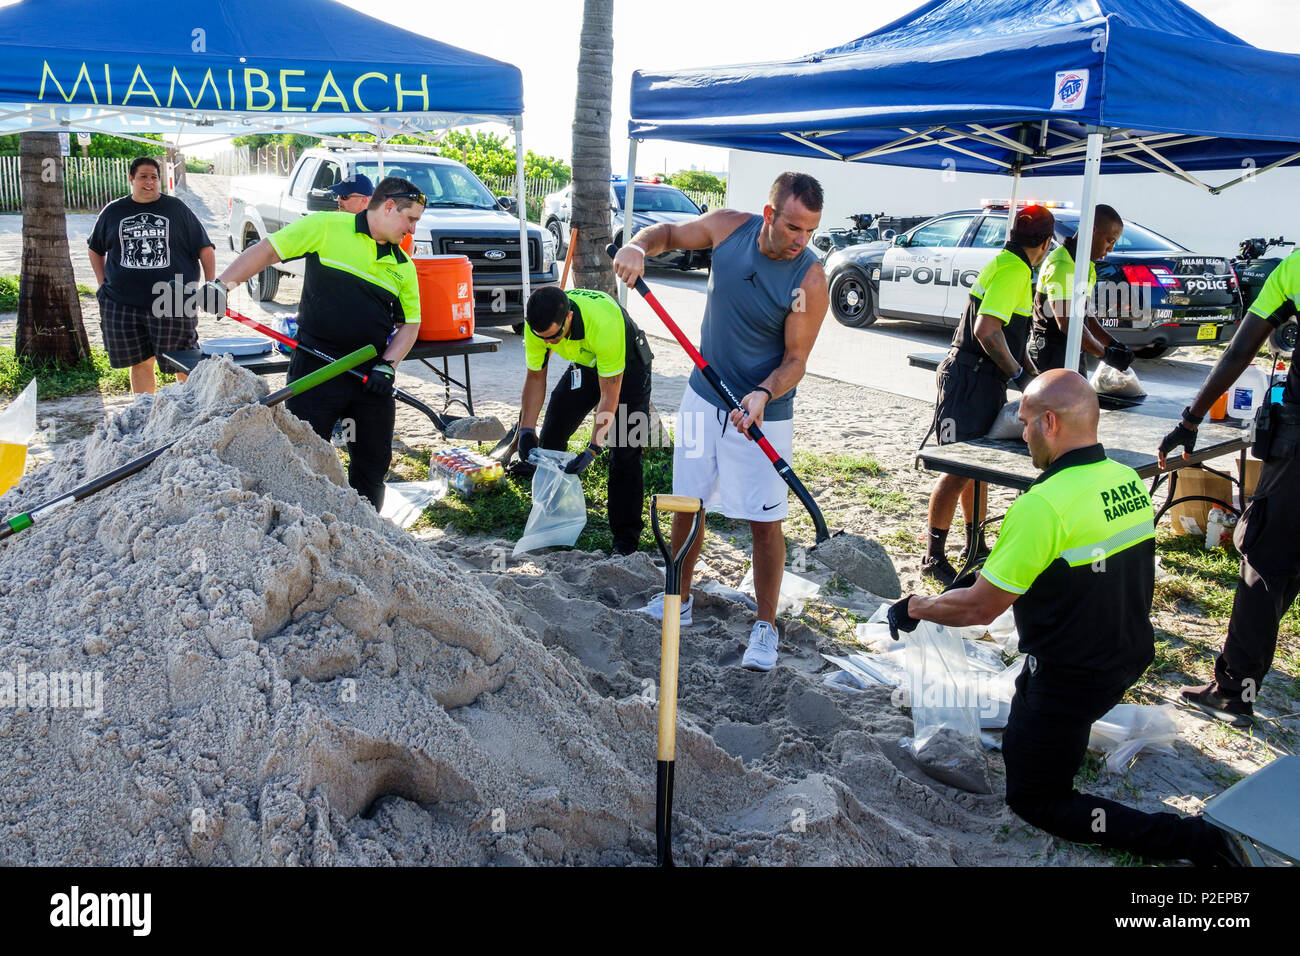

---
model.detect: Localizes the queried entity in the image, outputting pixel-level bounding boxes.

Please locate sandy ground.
[2,178,1295,866]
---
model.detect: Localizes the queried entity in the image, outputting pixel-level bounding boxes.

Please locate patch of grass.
[0,345,175,399]
[1074,750,1105,786]
[415,427,676,553]
[387,447,431,483]
[0,275,96,312]
[880,527,924,556]
[792,449,884,482]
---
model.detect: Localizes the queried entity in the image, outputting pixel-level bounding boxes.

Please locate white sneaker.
[636,592,693,627]
[742,621,779,672]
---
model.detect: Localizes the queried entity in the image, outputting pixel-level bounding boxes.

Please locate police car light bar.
[981,198,1075,210]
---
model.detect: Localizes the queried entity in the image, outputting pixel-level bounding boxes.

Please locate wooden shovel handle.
[652,494,703,515]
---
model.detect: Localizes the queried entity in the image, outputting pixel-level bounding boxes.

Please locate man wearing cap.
[1029,204,1135,374]
[195,177,425,510]
[922,204,1055,584]
[516,285,655,555]
[891,370,1242,867]
[330,175,374,214]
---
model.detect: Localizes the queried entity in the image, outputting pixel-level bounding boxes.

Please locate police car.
[541,177,711,271]
[824,201,1244,358]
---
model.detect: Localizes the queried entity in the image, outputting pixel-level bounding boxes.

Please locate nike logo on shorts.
[761,502,780,511]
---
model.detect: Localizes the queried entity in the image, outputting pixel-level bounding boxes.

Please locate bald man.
[890,371,1240,865]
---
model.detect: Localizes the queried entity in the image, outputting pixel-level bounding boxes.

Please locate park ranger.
[895,370,1241,866]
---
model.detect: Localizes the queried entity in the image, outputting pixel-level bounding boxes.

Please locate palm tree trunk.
[571,0,616,297]
[16,132,90,365]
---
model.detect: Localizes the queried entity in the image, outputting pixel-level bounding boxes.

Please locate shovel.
[224,308,500,441]
[0,344,375,541]
[649,493,704,867]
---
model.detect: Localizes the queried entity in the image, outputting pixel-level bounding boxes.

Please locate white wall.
[727,148,1300,259]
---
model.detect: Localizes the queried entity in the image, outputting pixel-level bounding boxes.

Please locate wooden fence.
[0,156,138,213]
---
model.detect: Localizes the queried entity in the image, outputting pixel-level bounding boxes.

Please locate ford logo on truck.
[485,249,507,260]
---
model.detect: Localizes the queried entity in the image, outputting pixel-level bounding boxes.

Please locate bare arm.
[973,313,1030,378]
[612,209,750,286]
[199,246,217,282]
[218,239,282,287]
[907,575,1017,628]
[384,323,419,366]
[731,263,830,435]
[591,373,624,448]
[519,366,548,430]
[88,250,106,286]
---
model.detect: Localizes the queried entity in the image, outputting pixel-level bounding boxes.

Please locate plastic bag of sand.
[513,448,587,556]
[0,380,37,496]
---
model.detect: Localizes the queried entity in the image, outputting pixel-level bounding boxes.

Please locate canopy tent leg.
[619,138,639,306]
[515,118,530,310]
[1064,128,1104,373]
[1007,163,1022,213]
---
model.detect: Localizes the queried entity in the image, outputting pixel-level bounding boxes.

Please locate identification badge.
[1197,324,1217,341]
[571,367,582,390]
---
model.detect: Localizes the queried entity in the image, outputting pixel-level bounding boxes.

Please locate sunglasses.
[540,314,570,343]
[386,190,427,206]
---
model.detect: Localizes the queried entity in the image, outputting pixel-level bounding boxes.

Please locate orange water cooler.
[413,254,474,341]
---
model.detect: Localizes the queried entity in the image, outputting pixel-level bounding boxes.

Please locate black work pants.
[286,349,394,511]
[539,333,652,551]
[1220,450,1300,696]
[1003,660,1223,865]
[1027,330,1087,375]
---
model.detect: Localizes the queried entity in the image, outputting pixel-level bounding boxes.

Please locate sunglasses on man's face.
[540,315,570,342]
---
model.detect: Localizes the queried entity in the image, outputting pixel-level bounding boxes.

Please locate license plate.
[1197,324,1218,341]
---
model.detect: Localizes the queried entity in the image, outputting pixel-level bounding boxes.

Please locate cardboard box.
[1167,466,1234,536]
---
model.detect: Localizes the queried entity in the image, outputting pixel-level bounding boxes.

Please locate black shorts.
[932,355,1007,445]
[98,289,199,368]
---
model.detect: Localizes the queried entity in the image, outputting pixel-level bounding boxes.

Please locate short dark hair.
[768,172,824,216]
[1010,204,1055,248]
[129,156,161,178]
[1094,203,1123,231]
[368,176,425,212]
[526,285,570,334]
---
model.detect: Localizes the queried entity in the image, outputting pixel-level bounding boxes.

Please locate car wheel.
[512,323,525,335]
[546,219,565,256]
[829,268,877,328]
[244,239,279,302]
[1132,344,1170,360]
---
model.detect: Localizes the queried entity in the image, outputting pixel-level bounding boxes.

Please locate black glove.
[1158,421,1198,463]
[887,596,920,641]
[517,427,538,464]
[1008,366,1038,393]
[1102,342,1135,373]
[363,362,395,397]
[564,442,601,475]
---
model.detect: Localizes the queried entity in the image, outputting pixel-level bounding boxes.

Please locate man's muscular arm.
[973,313,1028,378]
[731,263,830,435]
[612,209,749,286]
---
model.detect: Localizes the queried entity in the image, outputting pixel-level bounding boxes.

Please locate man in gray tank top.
[614,172,829,672]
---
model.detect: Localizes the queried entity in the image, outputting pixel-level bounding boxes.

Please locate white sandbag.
[740,565,821,616]
[986,399,1024,440]
[1088,703,1181,772]
[1090,363,1146,398]
[512,449,587,556]
[380,478,448,529]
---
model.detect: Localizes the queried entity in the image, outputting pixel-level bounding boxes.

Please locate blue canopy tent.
[625,0,1300,365]
[0,0,533,295]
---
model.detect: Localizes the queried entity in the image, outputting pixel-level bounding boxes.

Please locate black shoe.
[612,541,638,557]
[1181,682,1254,728]
[920,555,957,587]
[957,542,991,568]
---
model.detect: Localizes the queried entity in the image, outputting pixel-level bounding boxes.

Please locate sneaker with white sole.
[742,621,779,672]
[636,592,693,627]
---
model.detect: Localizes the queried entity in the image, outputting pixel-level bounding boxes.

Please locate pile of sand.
[0,360,1020,865]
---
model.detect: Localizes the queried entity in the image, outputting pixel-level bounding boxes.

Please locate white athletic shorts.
[672,383,794,521]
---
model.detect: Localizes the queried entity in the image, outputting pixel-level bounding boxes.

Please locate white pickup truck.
[227,145,558,330]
